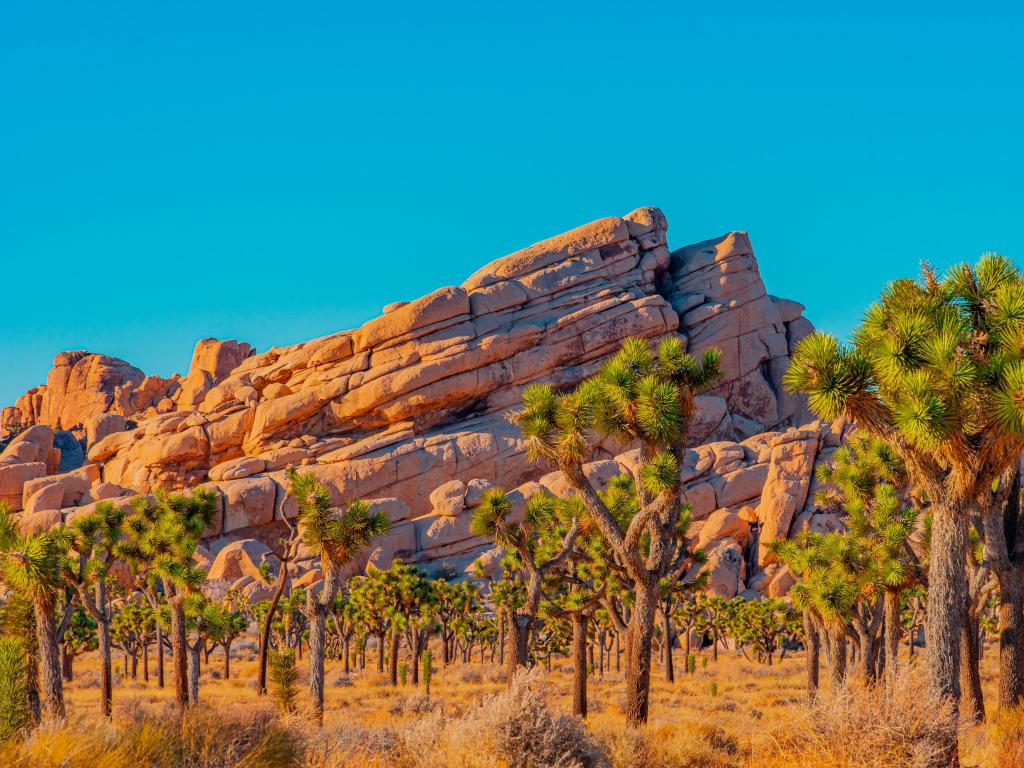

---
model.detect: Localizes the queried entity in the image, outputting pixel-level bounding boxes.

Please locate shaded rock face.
[1,207,826,596]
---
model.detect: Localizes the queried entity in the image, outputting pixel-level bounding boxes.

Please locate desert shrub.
[430,668,604,768]
[759,670,957,768]
[599,723,737,768]
[0,705,301,768]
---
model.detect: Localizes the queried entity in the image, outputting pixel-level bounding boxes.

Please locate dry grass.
[0,643,1014,767]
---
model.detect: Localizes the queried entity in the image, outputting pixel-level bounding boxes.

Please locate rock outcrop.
[1,206,827,597]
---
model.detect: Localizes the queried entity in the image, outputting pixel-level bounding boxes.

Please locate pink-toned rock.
[0,462,46,509]
[757,427,821,565]
[84,482,129,503]
[218,477,276,533]
[682,481,717,520]
[19,508,61,535]
[190,339,253,383]
[429,480,466,516]
[700,541,746,598]
[207,539,274,581]
[84,413,127,450]
[697,508,751,549]
[0,424,55,466]
[24,483,65,515]
[768,566,796,598]
[209,456,268,482]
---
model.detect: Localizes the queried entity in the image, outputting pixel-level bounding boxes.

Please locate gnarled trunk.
[505,610,531,684]
[662,607,674,682]
[883,590,901,681]
[389,626,400,686]
[307,567,338,725]
[257,563,289,696]
[925,505,968,708]
[622,574,658,726]
[34,596,64,720]
[997,571,1024,709]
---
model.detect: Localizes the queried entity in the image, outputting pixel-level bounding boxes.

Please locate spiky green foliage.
[0,502,63,603]
[0,636,29,741]
[268,647,299,713]
[286,467,389,575]
[116,487,218,597]
[421,648,433,699]
[784,255,1024,495]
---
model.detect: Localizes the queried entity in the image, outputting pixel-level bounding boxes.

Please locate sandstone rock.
[429,479,466,516]
[701,541,746,598]
[190,339,253,383]
[218,477,276,533]
[767,566,796,598]
[0,425,54,466]
[24,483,65,515]
[209,456,268,482]
[697,508,751,549]
[19,508,61,535]
[757,427,821,565]
[208,539,274,581]
[0,462,46,509]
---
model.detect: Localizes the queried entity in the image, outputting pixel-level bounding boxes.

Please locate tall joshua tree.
[118,487,217,709]
[784,256,1024,743]
[515,336,721,725]
[62,501,126,718]
[0,503,66,719]
[288,467,388,724]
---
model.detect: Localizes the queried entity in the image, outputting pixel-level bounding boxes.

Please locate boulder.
[207,539,275,581]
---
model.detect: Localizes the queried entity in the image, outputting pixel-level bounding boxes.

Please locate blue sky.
[2,2,1022,406]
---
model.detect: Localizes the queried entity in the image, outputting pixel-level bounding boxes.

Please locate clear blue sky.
[2,2,1022,406]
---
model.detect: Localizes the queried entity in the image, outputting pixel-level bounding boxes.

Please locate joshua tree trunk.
[411,632,421,686]
[169,594,189,709]
[223,642,231,680]
[343,636,350,675]
[187,641,201,704]
[61,644,72,682]
[156,624,165,688]
[925,506,968,707]
[960,616,984,722]
[389,626,400,686]
[997,572,1024,709]
[571,613,588,718]
[824,624,847,685]
[621,575,658,726]
[804,611,820,697]
[144,642,149,682]
[34,596,64,719]
[662,607,674,683]
[505,610,531,683]
[257,562,289,696]
[377,633,385,673]
[883,590,901,681]
[307,566,339,725]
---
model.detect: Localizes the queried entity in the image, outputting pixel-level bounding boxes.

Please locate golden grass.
[1,643,1015,767]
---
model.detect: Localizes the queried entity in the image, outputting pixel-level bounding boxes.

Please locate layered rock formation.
[1,206,825,597]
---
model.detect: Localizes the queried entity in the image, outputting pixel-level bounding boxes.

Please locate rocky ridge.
[1,206,823,600]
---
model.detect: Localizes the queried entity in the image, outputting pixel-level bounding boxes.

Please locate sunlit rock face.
[1,207,826,596]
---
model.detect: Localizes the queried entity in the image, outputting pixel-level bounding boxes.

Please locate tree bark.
[156,622,165,688]
[169,595,189,709]
[825,624,846,685]
[307,567,338,725]
[187,642,201,704]
[997,571,1024,709]
[925,505,968,708]
[960,616,985,722]
[34,596,64,719]
[662,608,674,682]
[61,644,72,682]
[505,610,531,683]
[571,613,588,718]
[883,590,901,682]
[389,625,400,686]
[257,563,289,696]
[621,575,658,726]
[804,611,820,697]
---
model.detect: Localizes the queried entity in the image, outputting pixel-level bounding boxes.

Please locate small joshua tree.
[0,636,30,740]
[269,647,299,714]
[422,648,433,701]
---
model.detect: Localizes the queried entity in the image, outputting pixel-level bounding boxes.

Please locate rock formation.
[1,206,827,598]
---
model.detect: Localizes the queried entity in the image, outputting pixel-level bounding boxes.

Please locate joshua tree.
[784,256,1024,737]
[268,647,299,714]
[0,503,67,719]
[814,435,923,680]
[0,635,30,741]
[470,488,580,683]
[61,501,126,717]
[513,336,721,724]
[118,487,217,709]
[288,467,388,724]
[110,598,154,681]
[61,604,97,681]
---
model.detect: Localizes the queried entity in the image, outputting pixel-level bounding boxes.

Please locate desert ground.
[4,638,1018,768]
